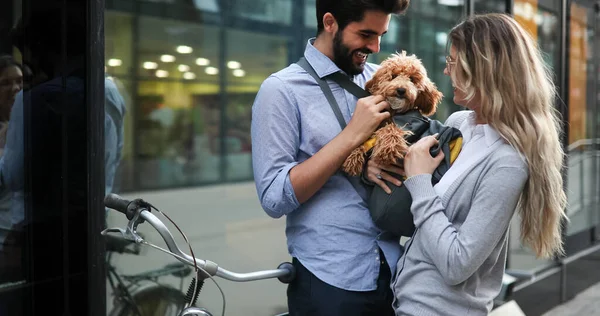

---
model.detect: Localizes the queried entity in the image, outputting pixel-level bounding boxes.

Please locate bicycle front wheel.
[111,285,187,316]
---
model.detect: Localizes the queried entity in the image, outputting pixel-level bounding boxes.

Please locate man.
[251,0,409,315]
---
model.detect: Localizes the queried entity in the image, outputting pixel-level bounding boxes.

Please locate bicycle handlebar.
[102,194,295,284]
[105,193,131,214]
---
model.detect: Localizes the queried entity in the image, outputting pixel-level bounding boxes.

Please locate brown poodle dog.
[342,51,444,176]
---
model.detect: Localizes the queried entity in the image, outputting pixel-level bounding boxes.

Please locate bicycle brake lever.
[101,226,144,244]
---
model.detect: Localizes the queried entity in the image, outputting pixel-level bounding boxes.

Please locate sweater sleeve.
[403,165,528,285]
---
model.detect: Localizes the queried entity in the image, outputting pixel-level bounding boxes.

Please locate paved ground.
[107,181,600,316]
[543,282,600,316]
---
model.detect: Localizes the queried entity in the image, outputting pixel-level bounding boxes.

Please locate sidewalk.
[542,282,600,316]
[114,183,600,316]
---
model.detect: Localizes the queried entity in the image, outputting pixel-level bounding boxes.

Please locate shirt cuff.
[262,161,300,217]
[403,174,443,227]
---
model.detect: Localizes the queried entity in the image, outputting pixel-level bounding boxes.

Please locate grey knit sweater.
[392,111,529,316]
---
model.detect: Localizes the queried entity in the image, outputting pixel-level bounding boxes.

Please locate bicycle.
[105,233,193,316]
[102,193,295,316]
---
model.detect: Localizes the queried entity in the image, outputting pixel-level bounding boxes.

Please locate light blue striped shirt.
[251,39,402,291]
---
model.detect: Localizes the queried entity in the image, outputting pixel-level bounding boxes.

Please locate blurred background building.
[1,0,599,315]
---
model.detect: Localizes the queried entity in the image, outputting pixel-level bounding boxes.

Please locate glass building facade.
[0,0,599,315]
[104,0,470,192]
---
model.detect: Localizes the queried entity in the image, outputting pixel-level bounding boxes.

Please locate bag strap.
[326,72,371,99]
[296,57,347,130]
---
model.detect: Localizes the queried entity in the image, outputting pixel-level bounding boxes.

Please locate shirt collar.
[464,111,503,147]
[304,38,345,78]
[482,124,502,146]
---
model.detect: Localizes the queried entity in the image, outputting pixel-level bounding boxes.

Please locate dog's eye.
[391,74,397,79]
[409,76,415,82]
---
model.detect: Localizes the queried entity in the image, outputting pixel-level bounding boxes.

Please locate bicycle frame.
[104,205,293,283]
[103,194,295,316]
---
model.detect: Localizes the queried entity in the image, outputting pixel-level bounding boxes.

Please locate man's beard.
[332,31,371,76]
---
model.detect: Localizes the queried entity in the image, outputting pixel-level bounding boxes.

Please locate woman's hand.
[404,135,445,179]
[366,159,404,194]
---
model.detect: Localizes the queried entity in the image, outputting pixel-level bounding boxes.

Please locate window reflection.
[232,0,292,24]
[508,0,561,272]
[565,2,598,239]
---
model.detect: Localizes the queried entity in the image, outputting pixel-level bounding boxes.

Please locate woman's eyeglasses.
[445,56,456,69]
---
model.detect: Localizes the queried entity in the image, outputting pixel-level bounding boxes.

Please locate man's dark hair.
[316,0,410,35]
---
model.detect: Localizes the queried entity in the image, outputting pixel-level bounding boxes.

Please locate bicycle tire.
[110,285,187,316]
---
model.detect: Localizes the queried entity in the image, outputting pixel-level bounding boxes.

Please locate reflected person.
[0,4,88,316]
[0,55,23,245]
[104,74,126,200]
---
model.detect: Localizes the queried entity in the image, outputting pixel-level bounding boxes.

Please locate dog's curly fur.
[342,51,444,176]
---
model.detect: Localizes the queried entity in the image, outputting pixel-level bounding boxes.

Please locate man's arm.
[251,76,389,217]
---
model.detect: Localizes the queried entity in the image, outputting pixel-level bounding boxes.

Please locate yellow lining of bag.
[449,137,462,164]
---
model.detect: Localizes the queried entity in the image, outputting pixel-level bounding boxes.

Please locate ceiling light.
[160,54,176,63]
[196,58,210,66]
[205,67,219,75]
[437,0,463,6]
[156,70,169,78]
[183,72,196,80]
[143,61,158,69]
[178,64,190,72]
[227,61,241,69]
[435,32,447,46]
[232,69,246,77]
[107,58,122,67]
[176,45,193,54]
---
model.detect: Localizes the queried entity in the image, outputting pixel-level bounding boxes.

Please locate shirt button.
[375,256,380,261]
[374,249,378,254]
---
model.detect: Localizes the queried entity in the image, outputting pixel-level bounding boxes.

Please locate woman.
[0,55,22,251]
[0,55,23,155]
[368,14,567,315]
[0,56,23,126]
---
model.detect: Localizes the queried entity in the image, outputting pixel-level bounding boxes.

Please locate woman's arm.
[404,165,527,285]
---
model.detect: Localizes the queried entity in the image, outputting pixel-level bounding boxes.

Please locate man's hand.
[366,159,404,194]
[404,135,445,178]
[344,95,390,146]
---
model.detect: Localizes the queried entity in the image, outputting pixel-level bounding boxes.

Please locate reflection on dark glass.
[0,0,91,314]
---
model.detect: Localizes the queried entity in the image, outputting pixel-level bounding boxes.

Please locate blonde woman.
[373,13,567,315]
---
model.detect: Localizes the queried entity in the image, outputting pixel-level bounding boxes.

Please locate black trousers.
[287,249,395,316]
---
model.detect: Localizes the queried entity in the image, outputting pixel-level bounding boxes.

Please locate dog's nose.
[396,88,406,97]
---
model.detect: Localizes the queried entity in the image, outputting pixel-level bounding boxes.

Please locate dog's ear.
[365,78,376,94]
[415,79,443,116]
[366,68,386,94]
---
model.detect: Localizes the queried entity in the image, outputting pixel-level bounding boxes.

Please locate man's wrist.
[339,127,365,149]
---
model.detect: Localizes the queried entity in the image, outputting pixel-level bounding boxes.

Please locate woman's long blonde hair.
[448,13,568,258]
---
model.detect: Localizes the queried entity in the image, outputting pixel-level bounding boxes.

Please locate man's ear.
[323,13,338,33]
